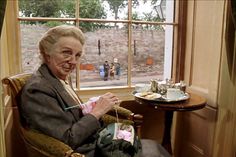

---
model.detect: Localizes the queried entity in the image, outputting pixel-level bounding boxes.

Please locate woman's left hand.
[89,92,119,119]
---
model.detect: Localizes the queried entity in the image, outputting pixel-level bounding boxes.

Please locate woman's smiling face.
[45,36,83,80]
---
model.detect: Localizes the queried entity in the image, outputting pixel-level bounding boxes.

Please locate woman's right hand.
[90,92,119,119]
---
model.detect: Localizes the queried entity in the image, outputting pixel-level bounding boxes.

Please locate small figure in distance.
[115,62,121,80]
[103,60,109,81]
[110,62,115,80]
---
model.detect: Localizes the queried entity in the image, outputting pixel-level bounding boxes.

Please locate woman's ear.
[42,52,51,63]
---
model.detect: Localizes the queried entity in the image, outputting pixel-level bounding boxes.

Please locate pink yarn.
[116,129,132,142]
[81,96,99,115]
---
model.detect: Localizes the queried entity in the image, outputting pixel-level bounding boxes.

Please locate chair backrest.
[2,73,84,157]
[2,73,32,107]
[2,73,32,157]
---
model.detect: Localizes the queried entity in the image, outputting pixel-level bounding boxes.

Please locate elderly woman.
[20,25,119,157]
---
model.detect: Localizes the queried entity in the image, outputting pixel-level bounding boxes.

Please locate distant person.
[99,65,105,79]
[115,62,121,80]
[110,63,115,80]
[103,61,109,81]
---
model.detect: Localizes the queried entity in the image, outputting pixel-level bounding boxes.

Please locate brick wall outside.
[20,24,164,80]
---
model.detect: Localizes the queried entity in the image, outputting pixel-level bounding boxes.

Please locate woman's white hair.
[39,25,85,63]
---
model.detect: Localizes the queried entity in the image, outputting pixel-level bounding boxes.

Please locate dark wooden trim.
[225,0,236,80]
[0,0,7,36]
[175,0,188,82]
[162,111,174,154]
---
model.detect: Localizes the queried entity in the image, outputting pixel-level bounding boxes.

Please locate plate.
[133,91,190,102]
[134,92,162,100]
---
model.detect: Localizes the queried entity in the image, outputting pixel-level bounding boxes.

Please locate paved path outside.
[80,74,162,88]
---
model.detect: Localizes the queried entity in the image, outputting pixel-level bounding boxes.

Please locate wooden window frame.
[15,0,186,99]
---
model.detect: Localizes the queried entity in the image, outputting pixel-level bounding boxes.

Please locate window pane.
[82,0,129,20]
[19,0,76,18]
[20,22,75,73]
[131,24,173,85]
[21,24,45,73]
[79,22,128,88]
[132,0,174,23]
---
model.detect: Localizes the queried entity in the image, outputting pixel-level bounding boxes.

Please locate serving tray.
[133,91,190,102]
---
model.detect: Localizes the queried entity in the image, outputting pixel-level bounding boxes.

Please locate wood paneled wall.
[174,0,226,157]
[213,1,236,156]
[0,71,6,157]
[173,0,236,157]
[120,100,165,142]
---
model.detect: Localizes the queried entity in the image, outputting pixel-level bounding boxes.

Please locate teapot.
[150,79,158,93]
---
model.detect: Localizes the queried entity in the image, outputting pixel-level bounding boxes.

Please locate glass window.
[79,22,128,88]
[18,0,176,90]
[131,24,166,84]
[79,0,108,19]
[19,0,76,18]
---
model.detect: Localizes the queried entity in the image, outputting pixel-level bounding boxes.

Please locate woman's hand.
[90,92,119,119]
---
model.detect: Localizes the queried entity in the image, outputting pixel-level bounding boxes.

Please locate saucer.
[134,92,162,100]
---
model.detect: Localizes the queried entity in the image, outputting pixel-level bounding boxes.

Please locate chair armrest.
[101,114,134,125]
[109,106,133,117]
[21,127,84,157]
[108,106,142,120]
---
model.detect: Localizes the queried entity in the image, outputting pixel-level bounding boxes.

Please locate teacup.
[135,84,151,93]
[166,88,184,100]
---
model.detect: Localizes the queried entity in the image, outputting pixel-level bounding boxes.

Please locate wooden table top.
[134,92,206,111]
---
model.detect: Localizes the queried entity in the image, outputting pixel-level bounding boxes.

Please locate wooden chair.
[2,73,143,157]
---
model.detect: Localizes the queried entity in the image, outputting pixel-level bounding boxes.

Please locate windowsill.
[75,86,136,102]
[77,85,134,91]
